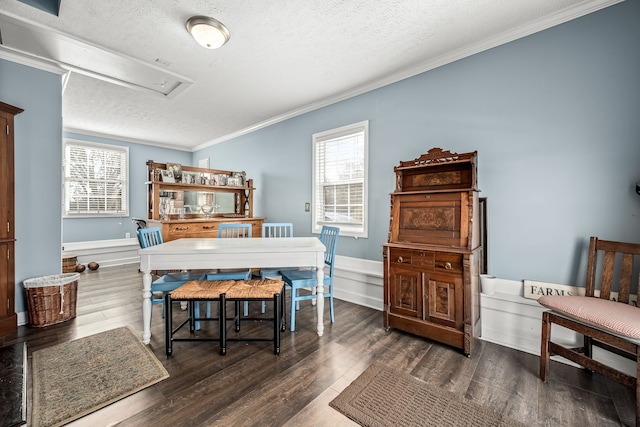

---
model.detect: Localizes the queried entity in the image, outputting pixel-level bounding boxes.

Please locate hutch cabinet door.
[0,242,15,335]
[391,192,471,247]
[425,271,464,329]
[387,265,423,319]
[0,114,10,241]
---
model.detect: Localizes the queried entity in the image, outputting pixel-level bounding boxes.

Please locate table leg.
[165,294,173,356]
[316,266,324,337]
[142,270,152,344]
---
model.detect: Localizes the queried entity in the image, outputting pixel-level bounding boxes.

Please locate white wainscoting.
[333,255,384,310]
[62,237,141,268]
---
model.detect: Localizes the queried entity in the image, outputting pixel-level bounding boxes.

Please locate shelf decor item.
[227,176,242,187]
[160,169,174,183]
[166,163,182,181]
[201,204,214,219]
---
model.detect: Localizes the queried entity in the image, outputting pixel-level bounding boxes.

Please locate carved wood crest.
[398,148,476,168]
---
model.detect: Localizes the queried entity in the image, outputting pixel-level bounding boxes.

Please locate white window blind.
[64,140,129,217]
[312,120,368,238]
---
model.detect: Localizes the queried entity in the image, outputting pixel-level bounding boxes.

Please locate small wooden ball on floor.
[88,262,99,271]
[75,264,86,273]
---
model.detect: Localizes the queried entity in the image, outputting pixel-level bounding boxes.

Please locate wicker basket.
[62,255,78,273]
[23,273,79,327]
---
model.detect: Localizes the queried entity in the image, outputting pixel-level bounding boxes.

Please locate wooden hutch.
[146,160,264,242]
[0,102,23,337]
[383,148,481,355]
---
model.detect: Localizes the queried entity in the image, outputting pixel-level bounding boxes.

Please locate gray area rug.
[330,363,526,427]
[32,326,169,427]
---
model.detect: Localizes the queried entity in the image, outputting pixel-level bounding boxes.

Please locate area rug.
[329,363,526,427]
[31,326,169,427]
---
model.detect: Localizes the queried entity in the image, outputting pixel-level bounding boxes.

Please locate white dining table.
[138,237,327,344]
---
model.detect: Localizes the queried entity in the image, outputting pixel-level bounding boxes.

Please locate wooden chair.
[538,236,640,425]
[281,226,339,331]
[137,227,204,319]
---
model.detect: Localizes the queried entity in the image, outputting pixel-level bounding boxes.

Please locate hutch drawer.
[148,218,264,242]
[434,252,463,272]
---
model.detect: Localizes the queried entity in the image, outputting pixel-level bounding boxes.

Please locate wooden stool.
[165,279,286,356]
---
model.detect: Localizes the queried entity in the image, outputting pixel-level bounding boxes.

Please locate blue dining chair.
[255,223,294,313]
[259,223,294,279]
[138,227,204,320]
[197,223,253,325]
[281,226,339,331]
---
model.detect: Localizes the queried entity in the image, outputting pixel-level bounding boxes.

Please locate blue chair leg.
[194,301,213,330]
[290,289,297,331]
[329,293,334,323]
[161,292,167,318]
[194,302,201,330]
[243,301,265,315]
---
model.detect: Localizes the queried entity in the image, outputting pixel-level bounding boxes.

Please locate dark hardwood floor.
[1,264,635,426]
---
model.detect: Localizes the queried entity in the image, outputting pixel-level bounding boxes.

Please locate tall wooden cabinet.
[383,148,481,355]
[0,102,23,337]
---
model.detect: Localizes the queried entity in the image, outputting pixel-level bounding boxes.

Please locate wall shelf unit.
[146,160,264,241]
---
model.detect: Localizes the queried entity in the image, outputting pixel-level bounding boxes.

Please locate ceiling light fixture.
[186,16,230,49]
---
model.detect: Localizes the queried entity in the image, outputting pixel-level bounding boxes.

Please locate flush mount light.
[186,16,230,49]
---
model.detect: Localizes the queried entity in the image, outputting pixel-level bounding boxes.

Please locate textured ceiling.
[0,0,622,150]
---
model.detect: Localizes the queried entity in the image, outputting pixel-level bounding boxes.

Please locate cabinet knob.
[176,227,188,231]
[397,256,403,263]
[203,226,215,229]
[445,261,452,270]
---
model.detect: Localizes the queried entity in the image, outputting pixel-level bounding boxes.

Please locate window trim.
[311,120,368,238]
[63,139,129,218]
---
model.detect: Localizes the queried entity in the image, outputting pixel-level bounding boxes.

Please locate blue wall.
[0,59,62,315]
[194,1,640,286]
[62,133,190,243]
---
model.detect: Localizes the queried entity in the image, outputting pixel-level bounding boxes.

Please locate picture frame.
[182,172,197,184]
[160,169,175,183]
[166,162,182,181]
[227,176,242,187]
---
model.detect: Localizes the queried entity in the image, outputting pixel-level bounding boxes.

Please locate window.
[63,140,129,217]
[312,120,368,238]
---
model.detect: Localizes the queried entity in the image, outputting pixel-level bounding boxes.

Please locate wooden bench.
[165,279,286,355]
